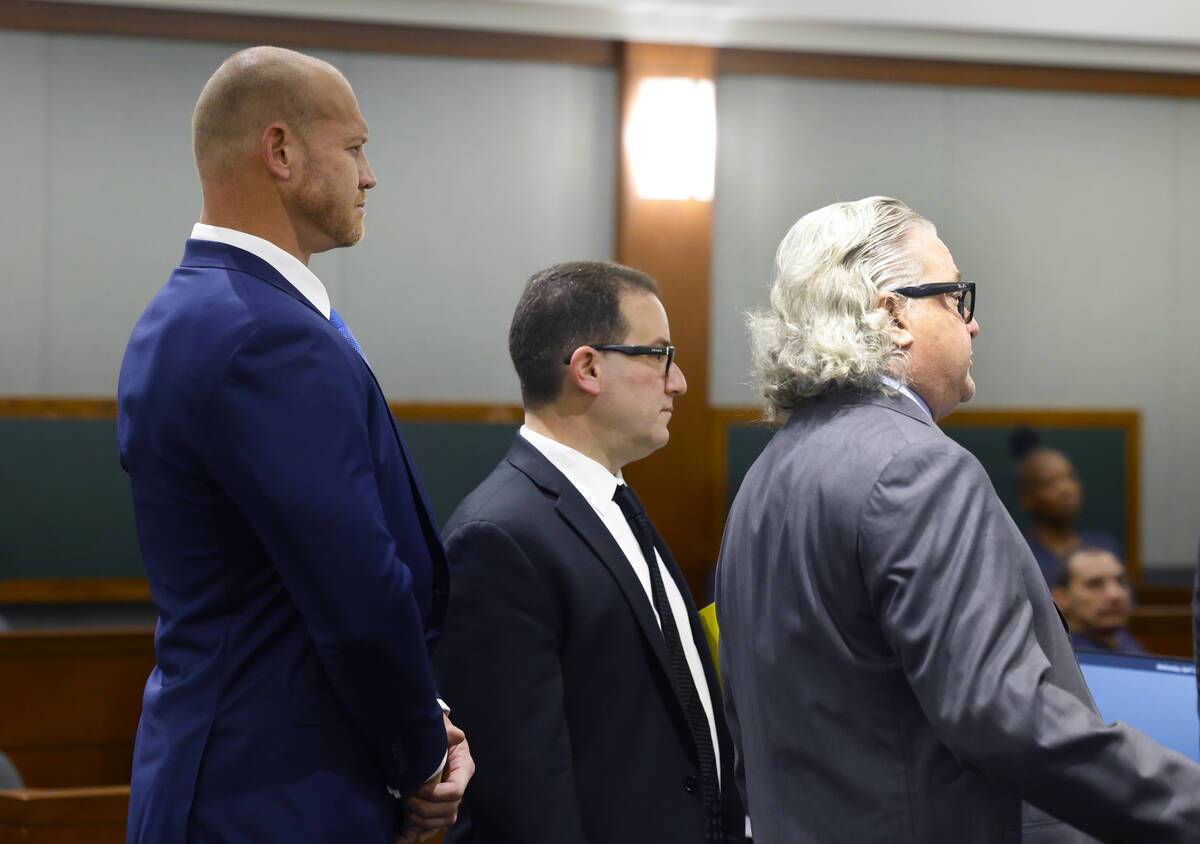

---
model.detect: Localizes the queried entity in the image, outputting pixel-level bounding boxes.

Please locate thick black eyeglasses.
[892,281,975,323]
[563,344,675,373]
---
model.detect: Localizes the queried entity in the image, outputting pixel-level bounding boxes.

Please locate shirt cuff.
[386,750,447,800]
[427,751,448,783]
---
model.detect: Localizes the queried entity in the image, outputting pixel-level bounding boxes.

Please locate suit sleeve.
[434,518,589,843]
[205,321,446,796]
[860,440,1200,843]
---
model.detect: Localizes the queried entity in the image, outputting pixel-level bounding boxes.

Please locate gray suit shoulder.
[740,394,979,517]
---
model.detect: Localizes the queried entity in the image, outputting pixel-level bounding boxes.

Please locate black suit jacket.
[434,435,743,843]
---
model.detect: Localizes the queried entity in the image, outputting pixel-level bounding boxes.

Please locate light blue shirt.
[880,374,933,420]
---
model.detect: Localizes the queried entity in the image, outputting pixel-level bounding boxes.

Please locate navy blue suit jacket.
[118,239,448,843]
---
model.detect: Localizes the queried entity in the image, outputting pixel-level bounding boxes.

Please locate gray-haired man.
[717,196,1200,842]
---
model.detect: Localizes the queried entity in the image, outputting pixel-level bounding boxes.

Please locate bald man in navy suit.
[119,46,472,843]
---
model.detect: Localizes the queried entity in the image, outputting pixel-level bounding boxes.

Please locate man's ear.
[879,293,913,351]
[565,347,602,397]
[261,122,295,181]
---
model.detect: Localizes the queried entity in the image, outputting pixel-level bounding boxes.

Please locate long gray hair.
[748,196,933,424]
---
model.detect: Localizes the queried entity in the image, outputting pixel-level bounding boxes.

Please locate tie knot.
[612,483,646,522]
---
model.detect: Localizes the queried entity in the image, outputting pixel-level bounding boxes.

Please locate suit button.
[684,775,699,793]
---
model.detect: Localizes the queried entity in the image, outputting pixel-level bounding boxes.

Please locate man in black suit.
[434,261,744,842]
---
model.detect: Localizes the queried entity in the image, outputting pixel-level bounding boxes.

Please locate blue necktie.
[329,306,369,366]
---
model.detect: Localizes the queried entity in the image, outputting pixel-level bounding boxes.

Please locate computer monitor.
[1075,650,1199,763]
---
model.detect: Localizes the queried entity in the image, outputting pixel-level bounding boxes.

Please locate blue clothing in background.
[1070,629,1146,655]
[1026,530,1123,586]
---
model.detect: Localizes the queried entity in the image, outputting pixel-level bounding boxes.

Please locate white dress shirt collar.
[879,374,933,421]
[518,425,624,514]
[190,223,331,319]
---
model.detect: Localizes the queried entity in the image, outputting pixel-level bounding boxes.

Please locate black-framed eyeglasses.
[563,344,676,374]
[892,281,976,324]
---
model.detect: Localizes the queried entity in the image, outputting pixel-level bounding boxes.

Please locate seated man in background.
[1017,445,1122,585]
[1052,546,1145,654]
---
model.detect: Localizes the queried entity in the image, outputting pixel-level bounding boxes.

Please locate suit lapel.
[180,238,319,316]
[505,437,675,686]
[184,240,380,377]
[508,437,739,788]
[183,241,436,514]
[183,238,448,617]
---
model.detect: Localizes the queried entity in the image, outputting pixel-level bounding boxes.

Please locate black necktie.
[613,483,724,842]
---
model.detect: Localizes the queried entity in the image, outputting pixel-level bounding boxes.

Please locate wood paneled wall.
[615,43,719,597]
[0,786,129,844]
[4,0,1198,596]
[0,629,154,787]
[0,12,1196,835]
[10,0,1200,96]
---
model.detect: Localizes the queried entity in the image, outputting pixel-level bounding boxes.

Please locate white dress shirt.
[189,223,446,789]
[519,425,722,783]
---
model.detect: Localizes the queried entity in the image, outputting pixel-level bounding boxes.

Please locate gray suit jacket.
[716,390,1200,843]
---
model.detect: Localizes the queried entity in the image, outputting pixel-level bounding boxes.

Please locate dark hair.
[1053,544,1123,588]
[508,261,659,408]
[1009,425,1040,460]
[1016,445,1074,498]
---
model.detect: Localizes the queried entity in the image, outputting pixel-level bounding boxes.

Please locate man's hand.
[396,713,475,843]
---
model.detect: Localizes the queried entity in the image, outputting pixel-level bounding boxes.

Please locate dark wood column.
[615,43,719,601]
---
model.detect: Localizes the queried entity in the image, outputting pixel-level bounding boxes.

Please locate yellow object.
[698,602,720,684]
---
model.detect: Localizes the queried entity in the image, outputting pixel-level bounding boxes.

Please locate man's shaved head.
[192,46,346,179]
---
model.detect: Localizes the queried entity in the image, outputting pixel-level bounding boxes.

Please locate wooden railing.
[0,628,153,841]
[0,786,128,843]
[1129,606,1193,659]
[0,628,153,787]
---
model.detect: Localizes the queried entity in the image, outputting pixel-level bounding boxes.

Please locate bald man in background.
[118,47,471,843]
